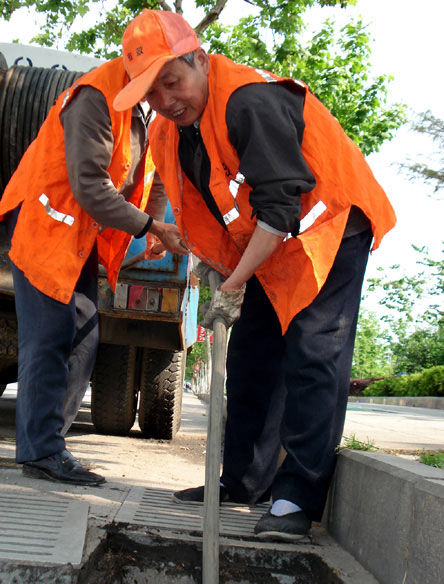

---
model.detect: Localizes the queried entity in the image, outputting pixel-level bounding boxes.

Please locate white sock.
[270,499,302,516]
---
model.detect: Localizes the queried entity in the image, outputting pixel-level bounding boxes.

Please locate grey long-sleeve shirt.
[60,85,167,236]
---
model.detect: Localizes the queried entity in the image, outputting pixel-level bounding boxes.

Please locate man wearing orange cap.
[114,9,396,540]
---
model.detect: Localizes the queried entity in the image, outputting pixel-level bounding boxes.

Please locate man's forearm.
[220,224,284,290]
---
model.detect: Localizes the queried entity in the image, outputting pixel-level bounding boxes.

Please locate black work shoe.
[172,485,270,505]
[254,510,312,541]
[172,485,232,505]
[22,449,106,486]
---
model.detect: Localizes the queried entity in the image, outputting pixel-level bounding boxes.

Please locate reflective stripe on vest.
[224,171,245,225]
[299,200,327,234]
[254,68,277,83]
[228,171,245,197]
[223,207,240,225]
[39,193,75,226]
[144,169,156,185]
[254,68,306,91]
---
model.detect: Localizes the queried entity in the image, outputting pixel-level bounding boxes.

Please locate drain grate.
[115,487,268,540]
[0,492,88,566]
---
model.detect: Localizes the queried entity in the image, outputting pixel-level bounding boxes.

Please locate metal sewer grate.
[115,486,269,539]
[0,492,88,566]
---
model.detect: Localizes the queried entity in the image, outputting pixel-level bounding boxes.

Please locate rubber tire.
[91,343,138,436]
[138,349,185,440]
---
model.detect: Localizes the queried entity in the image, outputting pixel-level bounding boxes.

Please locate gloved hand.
[201,286,246,330]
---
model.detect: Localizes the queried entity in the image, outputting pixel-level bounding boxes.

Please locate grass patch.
[419,452,444,468]
[338,433,377,452]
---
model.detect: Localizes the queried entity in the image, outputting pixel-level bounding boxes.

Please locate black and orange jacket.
[149,54,396,333]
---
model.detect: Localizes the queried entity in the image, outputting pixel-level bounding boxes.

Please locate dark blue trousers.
[6,206,99,463]
[221,230,372,521]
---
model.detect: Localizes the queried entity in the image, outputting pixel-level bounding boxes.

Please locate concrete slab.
[0,491,88,566]
[327,450,444,584]
[115,485,271,539]
[408,478,444,584]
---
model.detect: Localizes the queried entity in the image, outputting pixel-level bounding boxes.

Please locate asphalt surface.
[2,383,444,454]
[343,401,444,452]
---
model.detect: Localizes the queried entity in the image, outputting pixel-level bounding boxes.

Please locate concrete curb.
[327,450,444,584]
[201,392,444,412]
[348,396,444,410]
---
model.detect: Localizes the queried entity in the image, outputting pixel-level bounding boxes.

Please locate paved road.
[343,402,444,451]
[2,383,443,453]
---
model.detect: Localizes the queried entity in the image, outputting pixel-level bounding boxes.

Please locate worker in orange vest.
[0,57,187,487]
[114,10,396,540]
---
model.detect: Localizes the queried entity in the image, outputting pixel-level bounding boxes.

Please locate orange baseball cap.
[113,9,200,111]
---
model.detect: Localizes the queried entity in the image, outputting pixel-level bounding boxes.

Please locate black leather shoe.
[172,485,231,505]
[22,449,105,486]
[254,510,312,541]
[172,484,270,506]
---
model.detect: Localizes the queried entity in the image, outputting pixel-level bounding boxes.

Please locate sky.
[217,0,443,284]
[302,0,444,282]
[0,0,442,288]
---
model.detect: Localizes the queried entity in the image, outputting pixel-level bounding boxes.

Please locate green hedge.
[363,366,444,397]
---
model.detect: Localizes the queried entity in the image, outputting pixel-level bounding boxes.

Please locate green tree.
[0,0,358,56]
[185,340,206,381]
[0,0,405,154]
[391,320,444,374]
[185,282,212,382]
[205,15,404,155]
[399,110,444,198]
[352,308,392,378]
[365,244,444,373]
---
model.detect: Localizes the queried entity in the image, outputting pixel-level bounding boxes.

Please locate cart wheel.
[91,343,138,435]
[138,348,185,440]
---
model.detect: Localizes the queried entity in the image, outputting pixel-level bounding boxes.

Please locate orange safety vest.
[0,57,155,304]
[149,54,396,333]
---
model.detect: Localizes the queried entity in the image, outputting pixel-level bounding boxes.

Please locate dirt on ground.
[0,391,210,492]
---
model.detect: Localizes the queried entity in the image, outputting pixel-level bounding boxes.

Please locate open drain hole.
[80,527,344,584]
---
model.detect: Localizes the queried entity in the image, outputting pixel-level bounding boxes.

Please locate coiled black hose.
[0,65,82,194]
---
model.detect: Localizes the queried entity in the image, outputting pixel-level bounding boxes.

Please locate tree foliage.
[0,0,355,55]
[352,308,392,378]
[391,322,444,374]
[204,14,404,154]
[399,110,444,199]
[363,366,444,397]
[362,244,444,374]
[0,0,405,154]
[185,338,206,381]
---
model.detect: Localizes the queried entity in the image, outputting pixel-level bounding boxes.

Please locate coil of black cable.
[0,65,83,196]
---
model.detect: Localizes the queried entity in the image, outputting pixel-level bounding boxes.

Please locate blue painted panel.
[124,202,188,283]
[122,201,199,348]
